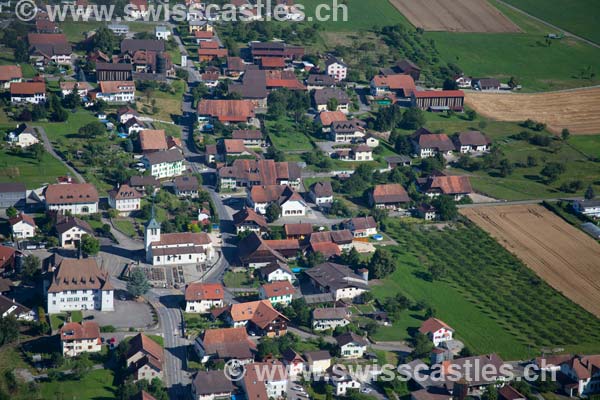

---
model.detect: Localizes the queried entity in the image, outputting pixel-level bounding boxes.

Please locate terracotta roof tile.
[139,129,168,151]
[45,183,99,204]
[60,321,100,342]
[185,282,224,301]
[372,184,410,203]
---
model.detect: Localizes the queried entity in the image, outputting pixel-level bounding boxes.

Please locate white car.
[361,388,372,394]
[292,386,304,391]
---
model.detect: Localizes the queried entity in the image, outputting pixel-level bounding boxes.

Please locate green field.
[113,218,138,237]
[0,148,69,188]
[265,118,315,152]
[371,220,600,359]
[455,136,600,200]
[50,311,83,330]
[39,368,116,399]
[501,0,600,44]
[297,0,407,31]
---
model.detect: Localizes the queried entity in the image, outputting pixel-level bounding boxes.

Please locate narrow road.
[495,0,600,49]
[35,126,86,183]
[458,196,583,208]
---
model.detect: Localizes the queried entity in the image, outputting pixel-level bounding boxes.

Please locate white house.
[558,355,600,397]
[259,280,295,306]
[117,106,139,124]
[573,200,600,218]
[44,183,99,215]
[332,374,361,396]
[142,149,185,179]
[282,349,305,378]
[108,184,143,215]
[60,81,92,98]
[455,131,491,154]
[60,321,102,357]
[418,317,454,347]
[305,262,369,302]
[144,215,215,266]
[325,56,347,81]
[309,181,334,208]
[9,125,39,148]
[304,351,332,374]
[191,371,235,400]
[96,81,136,103]
[336,332,369,359]
[312,307,351,331]
[9,213,36,239]
[0,295,36,321]
[155,25,171,40]
[258,263,295,283]
[56,216,94,248]
[185,282,225,313]
[243,362,288,399]
[10,82,46,104]
[47,258,114,314]
[0,65,22,89]
[248,185,307,217]
[343,216,377,238]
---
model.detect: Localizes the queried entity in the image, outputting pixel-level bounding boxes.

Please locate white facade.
[459,144,489,153]
[155,27,171,40]
[353,149,372,161]
[263,268,294,283]
[430,327,453,347]
[59,226,90,248]
[573,201,600,218]
[334,286,367,301]
[11,220,35,239]
[340,342,367,359]
[62,336,102,357]
[11,92,46,104]
[96,90,135,103]
[259,290,293,306]
[15,133,39,148]
[108,196,141,214]
[185,298,223,314]
[148,244,212,266]
[281,199,307,217]
[313,317,350,331]
[145,159,184,179]
[265,377,287,398]
[334,377,361,396]
[48,288,114,314]
[47,201,98,215]
[317,102,348,113]
[327,62,347,81]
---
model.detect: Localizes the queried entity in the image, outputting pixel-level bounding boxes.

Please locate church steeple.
[144,204,161,257]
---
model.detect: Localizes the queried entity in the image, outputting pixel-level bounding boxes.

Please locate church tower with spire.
[144,207,161,262]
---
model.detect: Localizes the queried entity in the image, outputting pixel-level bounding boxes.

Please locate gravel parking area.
[83,298,155,329]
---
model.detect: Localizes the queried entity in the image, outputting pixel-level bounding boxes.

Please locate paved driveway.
[83,298,155,329]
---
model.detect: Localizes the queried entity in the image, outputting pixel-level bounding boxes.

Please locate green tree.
[21,254,40,281]
[399,107,425,130]
[428,263,446,281]
[526,155,538,167]
[29,143,44,163]
[80,234,100,256]
[326,97,339,112]
[78,121,106,138]
[91,26,117,54]
[410,332,433,359]
[265,203,281,222]
[6,206,17,219]
[540,162,566,183]
[368,248,396,279]
[257,337,280,359]
[482,386,498,400]
[585,185,595,200]
[432,195,458,221]
[13,41,29,62]
[127,269,150,298]
[393,134,412,155]
[0,316,19,346]
[465,110,477,121]
[561,128,570,141]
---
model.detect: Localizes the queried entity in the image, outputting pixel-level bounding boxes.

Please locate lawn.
[454,136,600,200]
[39,368,116,400]
[297,0,408,31]
[371,220,600,359]
[152,121,183,138]
[568,135,600,158]
[500,0,600,44]
[49,311,83,331]
[137,80,186,122]
[265,117,315,152]
[428,31,600,91]
[0,148,69,189]
[113,218,138,237]
[59,20,105,42]
[223,271,258,288]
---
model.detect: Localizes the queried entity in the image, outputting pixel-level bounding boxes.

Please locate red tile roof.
[284,223,313,237]
[310,242,341,258]
[185,282,225,301]
[27,33,68,45]
[317,111,347,126]
[424,175,472,195]
[139,129,168,151]
[108,184,143,200]
[99,81,135,94]
[223,139,248,154]
[48,258,113,293]
[372,184,410,204]
[197,100,255,122]
[0,65,22,82]
[45,183,99,204]
[372,74,416,96]
[126,333,164,364]
[417,132,455,152]
[414,90,464,98]
[261,57,286,68]
[10,82,46,95]
[233,207,268,229]
[60,321,100,342]
[418,317,453,334]
[152,232,211,247]
[9,213,36,228]
[265,70,305,90]
[261,280,295,298]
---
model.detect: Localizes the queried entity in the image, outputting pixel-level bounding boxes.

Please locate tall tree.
[80,234,100,257]
[265,203,281,222]
[127,269,150,298]
[21,255,40,281]
[585,185,595,200]
[368,248,396,279]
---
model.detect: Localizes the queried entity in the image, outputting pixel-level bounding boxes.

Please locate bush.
[100,325,116,333]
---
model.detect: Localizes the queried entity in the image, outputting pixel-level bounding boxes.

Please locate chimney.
[357,268,369,282]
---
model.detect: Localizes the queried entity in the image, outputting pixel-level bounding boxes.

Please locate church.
[144,215,215,266]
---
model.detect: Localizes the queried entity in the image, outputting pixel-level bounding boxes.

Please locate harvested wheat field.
[388,0,520,32]
[466,88,600,135]
[461,205,600,317]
